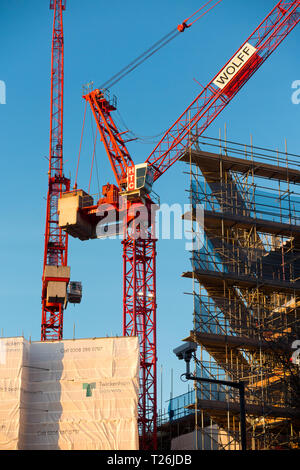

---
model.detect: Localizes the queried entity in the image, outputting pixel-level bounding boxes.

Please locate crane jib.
[146,2,300,179]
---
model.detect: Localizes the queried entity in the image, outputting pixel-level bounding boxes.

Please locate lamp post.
[173,342,247,451]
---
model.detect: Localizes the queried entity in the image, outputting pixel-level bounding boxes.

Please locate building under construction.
[2,0,300,451]
[159,135,300,450]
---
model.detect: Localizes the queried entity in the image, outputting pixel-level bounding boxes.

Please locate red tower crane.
[41,0,71,341]
[58,0,300,449]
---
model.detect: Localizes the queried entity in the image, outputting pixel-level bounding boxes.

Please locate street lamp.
[173,342,247,451]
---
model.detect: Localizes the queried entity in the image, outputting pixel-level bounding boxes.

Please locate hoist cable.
[89,108,101,196]
[88,129,98,194]
[100,29,179,90]
[74,100,87,189]
[184,0,222,27]
[99,0,222,90]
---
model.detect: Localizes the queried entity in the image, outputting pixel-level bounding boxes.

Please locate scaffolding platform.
[186,399,300,420]
[181,149,300,184]
[184,209,300,237]
[184,330,291,354]
[182,136,300,450]
[183,269,300,294]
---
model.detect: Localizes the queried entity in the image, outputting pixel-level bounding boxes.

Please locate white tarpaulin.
[0,337,29,450]
[0,336,139,450]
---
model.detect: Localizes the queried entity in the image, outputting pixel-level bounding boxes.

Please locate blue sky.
[0,0,299,412]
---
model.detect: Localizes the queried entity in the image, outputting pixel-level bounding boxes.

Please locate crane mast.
[57,0,300,449]
[41,0,70,341]
[82,88,157,448]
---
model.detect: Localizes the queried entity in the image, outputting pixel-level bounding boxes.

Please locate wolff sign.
[213,42,257,90]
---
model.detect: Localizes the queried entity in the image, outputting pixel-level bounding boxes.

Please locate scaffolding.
[180,135,300,450]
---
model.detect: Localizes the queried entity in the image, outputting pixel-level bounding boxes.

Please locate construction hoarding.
[0,336,139,450]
